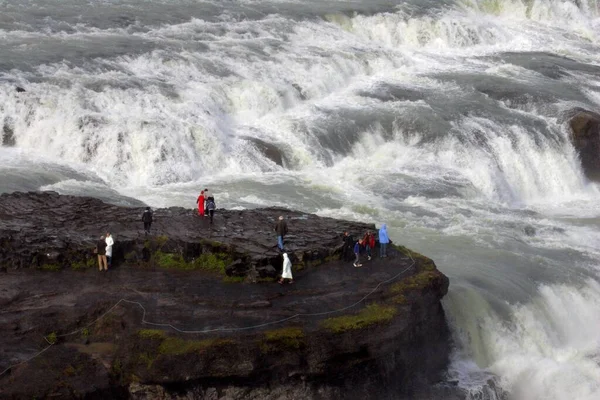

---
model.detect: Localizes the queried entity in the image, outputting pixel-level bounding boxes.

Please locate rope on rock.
[0,251,415,377]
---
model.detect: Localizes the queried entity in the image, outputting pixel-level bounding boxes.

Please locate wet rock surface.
[568,108,600,182]
[0,192,454,399]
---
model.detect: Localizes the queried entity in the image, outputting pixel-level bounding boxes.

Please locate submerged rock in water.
[567,108,600,182]
[0,192,453,399]
[524,225,536,237]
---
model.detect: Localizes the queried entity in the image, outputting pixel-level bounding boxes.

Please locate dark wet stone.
[524,226,536,237]
[15,86,26,93]
[2,124,15,147]
[567,108,600,182]
[245,137,287,167]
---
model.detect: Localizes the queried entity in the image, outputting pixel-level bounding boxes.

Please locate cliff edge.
[0,192,452,399]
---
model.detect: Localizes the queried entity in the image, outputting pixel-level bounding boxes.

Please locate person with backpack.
[206,196,216,224]
[142,207,153,234]
[379,223,389,258]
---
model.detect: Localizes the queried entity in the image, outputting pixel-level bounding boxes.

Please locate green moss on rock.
[46,332,58,344]
[222,275,245,283]
[71,258,96,271]
[158,337,233,356]
[392,244,436,271]
[262,327,305,352]
[321,303,397,333]
[153,251,233,274]
[390,270,441,295]
[137,329,167,340]
[39,264,60,272]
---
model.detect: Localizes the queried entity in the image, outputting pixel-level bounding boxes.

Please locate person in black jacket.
[341,232,354,261]
[274,216,288,251]
[142,207,153,234]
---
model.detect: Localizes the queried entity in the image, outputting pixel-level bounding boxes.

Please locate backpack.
[206,199,216,211]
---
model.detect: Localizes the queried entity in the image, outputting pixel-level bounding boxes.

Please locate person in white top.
[105,232,114,268]
[278,253,293,284]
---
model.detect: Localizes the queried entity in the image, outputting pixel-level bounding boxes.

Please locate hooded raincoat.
[378,224,389,244]
[281,253,293,279]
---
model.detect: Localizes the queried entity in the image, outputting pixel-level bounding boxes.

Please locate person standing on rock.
[275,215,288,251]
[203,188,209,211]
[206,196,216,224]
[105,232,114,268]
[96,235,108,271]
[278,253,293,284]
[353,239,363,268]
[196,190,205,216]
[341,232,354,261]
[379,223,389,258]
[363,230,375,261]
[142,207,153,234]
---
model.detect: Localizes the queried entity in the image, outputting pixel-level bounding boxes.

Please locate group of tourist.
[341,224,390,267]
[274,215,391,284]
[196,189,216,224]
[94,194,391,280]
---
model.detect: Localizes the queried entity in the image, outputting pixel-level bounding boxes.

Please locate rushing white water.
[1,0,600,398]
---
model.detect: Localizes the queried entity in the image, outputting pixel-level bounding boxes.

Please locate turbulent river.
[1,0,600,399]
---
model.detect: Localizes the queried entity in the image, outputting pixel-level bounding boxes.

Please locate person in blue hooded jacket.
[379,223,389,258]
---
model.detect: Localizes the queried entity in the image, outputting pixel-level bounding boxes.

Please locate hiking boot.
[368,256,371,261]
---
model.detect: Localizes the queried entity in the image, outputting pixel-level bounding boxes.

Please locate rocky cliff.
[0,192,453,399]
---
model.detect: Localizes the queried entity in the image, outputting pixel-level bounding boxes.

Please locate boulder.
[568,108,600,181]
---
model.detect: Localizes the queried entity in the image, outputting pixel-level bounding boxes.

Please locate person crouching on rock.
[96,235,108,271]
[279,253,293,284]
[105,232,114,268]
[142,207,153,234]
[353,239,363,268]
[197,190,205,216]
[275,215,288,251]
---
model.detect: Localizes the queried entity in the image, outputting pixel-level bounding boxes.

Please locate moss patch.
[71,258,96,271]
[46,332,58,344]
[158,337,233,356]
[390,270,441,295]
[392,294,408,305]
[153,251,233,274]
[137,329,167,340]
[392,244,436,271]
[39,263,60,272]
[321,304,397,333]
[261,327,304,352]
[222,275,245,283]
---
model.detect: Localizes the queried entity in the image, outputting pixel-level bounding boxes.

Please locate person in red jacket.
[363,230,376,261]
[196,191,205,216]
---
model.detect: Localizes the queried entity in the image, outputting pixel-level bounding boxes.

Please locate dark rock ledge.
[0,192,453,400]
